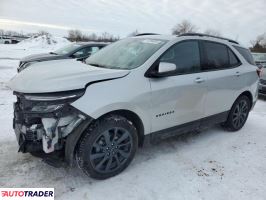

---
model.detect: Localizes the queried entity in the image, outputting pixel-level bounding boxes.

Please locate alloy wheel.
[232,99,249,129]
[89,127,133,173]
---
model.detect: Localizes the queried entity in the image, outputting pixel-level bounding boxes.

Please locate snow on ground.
[0,35,70,60]
[0,43,266,200]
[16,35,70,50]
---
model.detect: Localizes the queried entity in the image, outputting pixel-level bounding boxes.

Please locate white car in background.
[0,36,12,44]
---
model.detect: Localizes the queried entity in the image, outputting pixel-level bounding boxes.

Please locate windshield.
[85,38,167,70]
[252,53,266,62]
[54,43,81,55]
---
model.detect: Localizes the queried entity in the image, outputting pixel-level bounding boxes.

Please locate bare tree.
[172,20,198,35]
[204,29,222,37]
[250,33,266,53]
[67,29,119,42]
[68,29,83,42]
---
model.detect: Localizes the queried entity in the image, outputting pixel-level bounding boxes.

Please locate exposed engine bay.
[13,90,88,155]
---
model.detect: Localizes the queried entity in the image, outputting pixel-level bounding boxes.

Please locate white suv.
[8,33,259,179]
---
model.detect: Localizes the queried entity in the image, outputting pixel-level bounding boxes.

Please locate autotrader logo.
[0,188,54,200]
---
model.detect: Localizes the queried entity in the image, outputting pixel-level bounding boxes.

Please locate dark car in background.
[252,53,266,98]
[18,42,107,72]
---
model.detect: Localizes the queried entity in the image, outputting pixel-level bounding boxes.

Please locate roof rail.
[135,33,159,36]
[179,33,239,44]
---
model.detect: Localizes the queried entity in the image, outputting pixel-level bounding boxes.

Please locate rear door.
[201,40,244,117]
[149,40,208,132]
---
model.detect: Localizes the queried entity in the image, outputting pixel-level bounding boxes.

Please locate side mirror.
[148,62,177,78]
[146,62,177,78]
[158,62,177,73]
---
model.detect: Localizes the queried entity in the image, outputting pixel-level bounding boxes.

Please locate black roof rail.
[135,33,160,36]
[179,33,239,44]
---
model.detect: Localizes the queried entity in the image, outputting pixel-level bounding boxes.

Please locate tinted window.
[54,44,81,55]
[160,41,201,74]
[203,42,229,70]
[73,46,100,58]
[234,46,255,65]
[228,48,240,66]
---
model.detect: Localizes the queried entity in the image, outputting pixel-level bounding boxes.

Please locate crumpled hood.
[8,59,130,93]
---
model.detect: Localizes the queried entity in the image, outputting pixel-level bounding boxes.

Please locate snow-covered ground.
[0,41,266,200]
[0,35,70,60]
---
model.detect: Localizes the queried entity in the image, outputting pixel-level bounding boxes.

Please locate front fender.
[71,74,151,135]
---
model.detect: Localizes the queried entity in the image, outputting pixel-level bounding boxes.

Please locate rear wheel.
[76,115,138,179]
[223,95,251,131]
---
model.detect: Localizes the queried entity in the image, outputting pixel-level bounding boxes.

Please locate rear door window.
[202,41,229,71]
[228,48,241,67]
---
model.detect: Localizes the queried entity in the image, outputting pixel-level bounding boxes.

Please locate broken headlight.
[31,104,64,113]
[23,89,85,102]
[18,89,85,114]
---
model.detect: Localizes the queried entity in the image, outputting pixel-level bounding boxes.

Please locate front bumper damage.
[13,92,92,162]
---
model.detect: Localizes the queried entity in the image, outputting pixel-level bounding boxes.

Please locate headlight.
[16,89,85,113]
[23,89,85,101]
[31,104,65,113]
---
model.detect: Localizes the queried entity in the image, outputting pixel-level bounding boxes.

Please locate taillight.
[257,68,263,78]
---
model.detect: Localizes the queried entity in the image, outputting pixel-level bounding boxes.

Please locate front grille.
[260,79,266,85]
[25,131,35,141]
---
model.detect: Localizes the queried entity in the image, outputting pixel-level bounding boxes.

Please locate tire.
[4,41,10,44]
[76,115,138,179]
[30,151,46,158]
[223,95,251,131]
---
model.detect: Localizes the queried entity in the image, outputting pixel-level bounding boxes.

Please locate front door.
[149,40,208,132]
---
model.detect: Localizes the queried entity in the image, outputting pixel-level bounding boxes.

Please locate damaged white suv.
[8,33,259,179]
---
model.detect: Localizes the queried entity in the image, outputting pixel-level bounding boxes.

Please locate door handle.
[235,71,241,77]
[195,77,205,83]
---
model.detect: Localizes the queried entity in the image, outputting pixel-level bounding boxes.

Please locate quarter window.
[233,46,255,65]
[159,41,201,74]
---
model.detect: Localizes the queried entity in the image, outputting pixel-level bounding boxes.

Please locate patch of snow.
[16,35,70,50]
[0,35,71,60]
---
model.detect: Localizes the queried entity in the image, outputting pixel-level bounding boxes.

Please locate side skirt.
[145,111,229,144]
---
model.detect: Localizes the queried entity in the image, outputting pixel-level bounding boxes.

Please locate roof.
[76,42,109,46]
[132,34,176,41]
[132,33,243,47]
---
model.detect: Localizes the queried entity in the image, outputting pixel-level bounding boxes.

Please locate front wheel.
[76,115,138,179]
[223,95,251,131]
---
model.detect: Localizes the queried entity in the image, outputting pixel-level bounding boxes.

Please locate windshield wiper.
[87,63,108,68]
[49,52,57,55]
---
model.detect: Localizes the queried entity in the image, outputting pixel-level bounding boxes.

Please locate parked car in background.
[8,33,259,179]
[0,36,12,44]
[252,52,266,98]
[17,42,107,72]
[252,53,266,68]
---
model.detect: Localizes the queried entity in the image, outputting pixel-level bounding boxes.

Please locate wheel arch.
[238,90,253,109]
[97,109,145,147]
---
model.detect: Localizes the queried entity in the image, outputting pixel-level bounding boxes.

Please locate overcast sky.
[0,0,265,46]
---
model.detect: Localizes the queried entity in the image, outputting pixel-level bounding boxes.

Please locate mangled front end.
[13,90,91,155]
